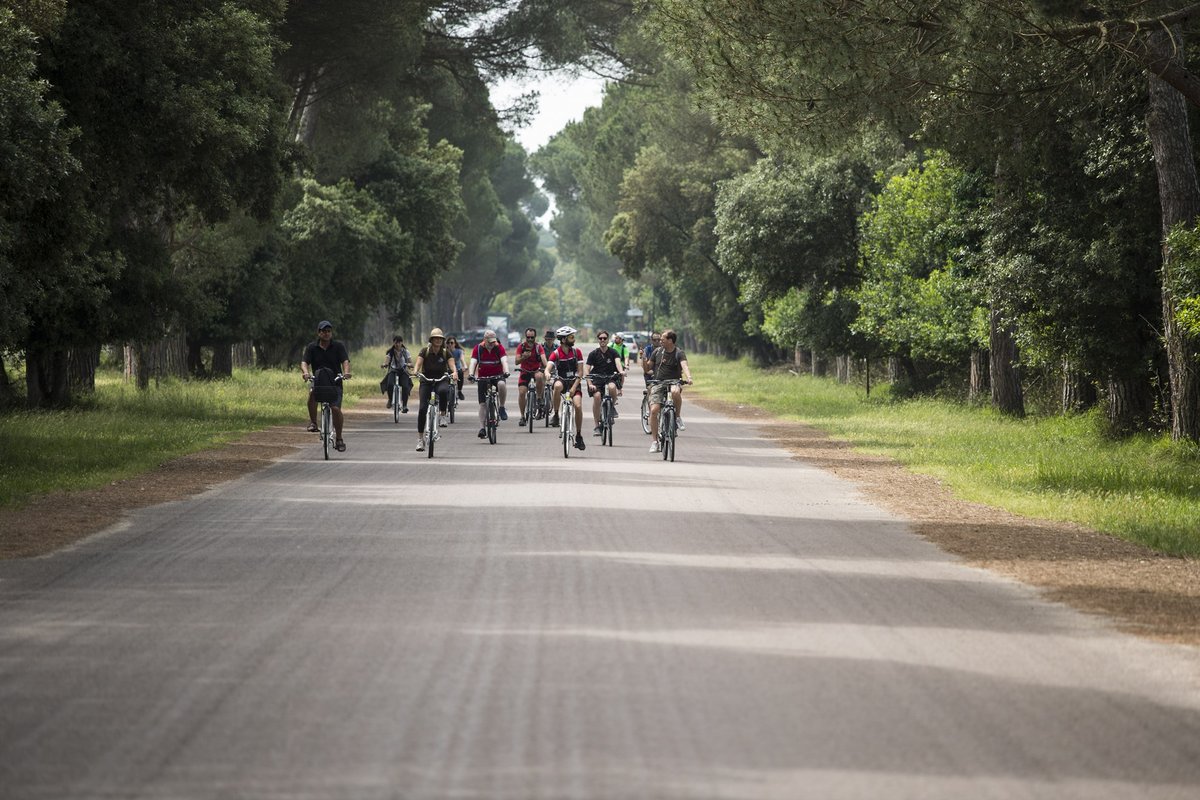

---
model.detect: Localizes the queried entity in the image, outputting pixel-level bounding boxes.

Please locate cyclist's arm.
[413,355,424,376]
[341,359,351,379]
[680,355,692,384]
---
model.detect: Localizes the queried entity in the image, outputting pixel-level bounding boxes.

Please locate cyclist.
[468,329,509,439]
[380,335,412,412]
[546,325,586,451]
[642,331,662,382]
[609,333,631,417]
[513,326,548,425]
[542,328,558,360]
[412,327,458,452]
[301,320,352,452]
[587,330,625,436]
[447,335,466,401]
[646,328,693,453]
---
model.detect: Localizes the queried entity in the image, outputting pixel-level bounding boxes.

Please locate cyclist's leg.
[572,391,584,435]
[307,392,319,428]
[437,382,452,414]
[333,386,345,439]
[551,380,564,423]
[518,379,528,417]
[497,380,507,414]
[534,373,546,415]
[591,385,602,425]
[417,382,432,434]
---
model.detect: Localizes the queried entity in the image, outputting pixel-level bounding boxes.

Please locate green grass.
[0,359,375,509]
[688,354,1200,557]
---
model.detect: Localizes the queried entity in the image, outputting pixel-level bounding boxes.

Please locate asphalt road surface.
[3,393,1200,799]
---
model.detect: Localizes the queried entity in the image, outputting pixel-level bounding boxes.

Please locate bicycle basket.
[311,385,340,404]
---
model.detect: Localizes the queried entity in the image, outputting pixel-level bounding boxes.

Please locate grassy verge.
[0,358,377,509]
[688,354,1200,557]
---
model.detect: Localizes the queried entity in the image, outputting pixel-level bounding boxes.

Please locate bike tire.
[448,392,456,424]
[322,404,332,460]
[527,389,535,433]
[603,399,613,447]
[661,407,673,461]
[562,401,571,459]
[393,384,401,424]
[640,392,651,434]
[427,406,437,459]
[543,387,552,427]
[488,396,498,445]
[668,412,677,462]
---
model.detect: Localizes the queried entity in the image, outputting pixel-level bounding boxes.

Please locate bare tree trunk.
[211,343,233,379]
[989,306,1025,416]
[1147,26,1200,442]
[1106,372,1154,435]
[969,348,989,404]
[68,346,100,394]
[233,342,255,368]
[26,346,70,407]
[1062,359,1097,413]
[795,347,811,372]
[835,355,850,383]
[293,68,323,147]
[811,352,828,377]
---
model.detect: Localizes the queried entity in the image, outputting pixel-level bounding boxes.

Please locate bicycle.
[308,372,345,460]
[383,367,405,423]
[588,374,619,447]
[472,373,508,445]
[518,368,543,433]
[416,373,452,458]
[640,388,652,434]
[542,371,554,428]
[557,378,580,458]
[648,379,686,462]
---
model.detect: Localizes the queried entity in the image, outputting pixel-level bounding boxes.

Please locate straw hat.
[428,327,445,340]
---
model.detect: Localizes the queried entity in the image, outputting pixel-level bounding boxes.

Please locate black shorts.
[517,370,542,387]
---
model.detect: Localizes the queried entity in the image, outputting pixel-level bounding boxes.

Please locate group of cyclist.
[302,319,692,455]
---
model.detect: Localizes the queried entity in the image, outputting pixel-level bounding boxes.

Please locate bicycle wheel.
[640,392,651,434]
[603,397,614,447]
[448,390,456,424]
[667,408,677,462]
[661,407,673,461]
[543,386,552,427]
[488,393,498,444]
[426,405,437,458]
[527,388,535,433]
[322,404,332,460]
[393,382,401,423]
[562,400,571,458]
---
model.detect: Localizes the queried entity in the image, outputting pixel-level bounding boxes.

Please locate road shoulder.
[692,395,1200,647]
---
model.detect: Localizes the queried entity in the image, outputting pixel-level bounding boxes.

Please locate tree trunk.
[211,342,233,379]
[1106,372,1154,435]
[233,342,255,369]
[989,306,1025,416]
[187,338,207,378]
[1147,26,1200,442]
[26,346,70,407]
[835,355,851,383]
[795,347,811,372]
[811,352,828,377]
[68,346,100,395]
[1062,359,1097,414]
[969,348,989,404]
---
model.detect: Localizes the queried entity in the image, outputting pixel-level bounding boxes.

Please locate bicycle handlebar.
[469,373,509,382]
[416,373,453,384]
[646,378,689,386]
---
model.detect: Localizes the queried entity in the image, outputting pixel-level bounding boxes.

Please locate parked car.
[458,328,488,351]
[507,331,521,347]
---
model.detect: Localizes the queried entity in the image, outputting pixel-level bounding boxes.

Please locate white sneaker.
[649,441,661,453]
[415,438,425,451]
[676,418,686,432]
[438,414,448,426]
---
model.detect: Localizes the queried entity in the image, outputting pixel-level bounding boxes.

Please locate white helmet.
[555,325,577,338]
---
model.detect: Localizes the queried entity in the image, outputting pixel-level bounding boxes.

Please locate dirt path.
[3,397,1198,645]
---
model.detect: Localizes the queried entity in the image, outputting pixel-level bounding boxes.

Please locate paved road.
[3,394,1200,799]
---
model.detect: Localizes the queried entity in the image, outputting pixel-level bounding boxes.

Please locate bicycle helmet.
[555,325,577,338]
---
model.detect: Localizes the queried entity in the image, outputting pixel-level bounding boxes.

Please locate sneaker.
[592,425,602,436]
[386,400,393,409]
[535,408,544,420]
[649,441,661,453]
[415,438,424,451]
[438,414,448,427]
[574,434,586,450]
[457,390,465,400]
[499,407,508,421]
[676,418,686,432]
[478,428,487,439]
[307,422,319,433]
[519,415,527,426]
[335,439,346,452]
[550,415,560,428]
[611,408,619,419]
[401,406,408,414]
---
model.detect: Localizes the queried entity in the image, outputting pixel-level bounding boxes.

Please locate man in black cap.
[300,320,352,451]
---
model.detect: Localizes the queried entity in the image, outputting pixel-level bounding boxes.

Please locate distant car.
[506,331,521,347]
[459,328,488,351]
[615,331,640,361]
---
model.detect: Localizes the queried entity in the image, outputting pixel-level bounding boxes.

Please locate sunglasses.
[597,336,608,341]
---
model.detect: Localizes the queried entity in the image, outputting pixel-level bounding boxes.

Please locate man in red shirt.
[512,327,548,425]
[468,329,509,439]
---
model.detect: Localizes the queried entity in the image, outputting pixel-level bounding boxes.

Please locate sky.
[490,70,608,154]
